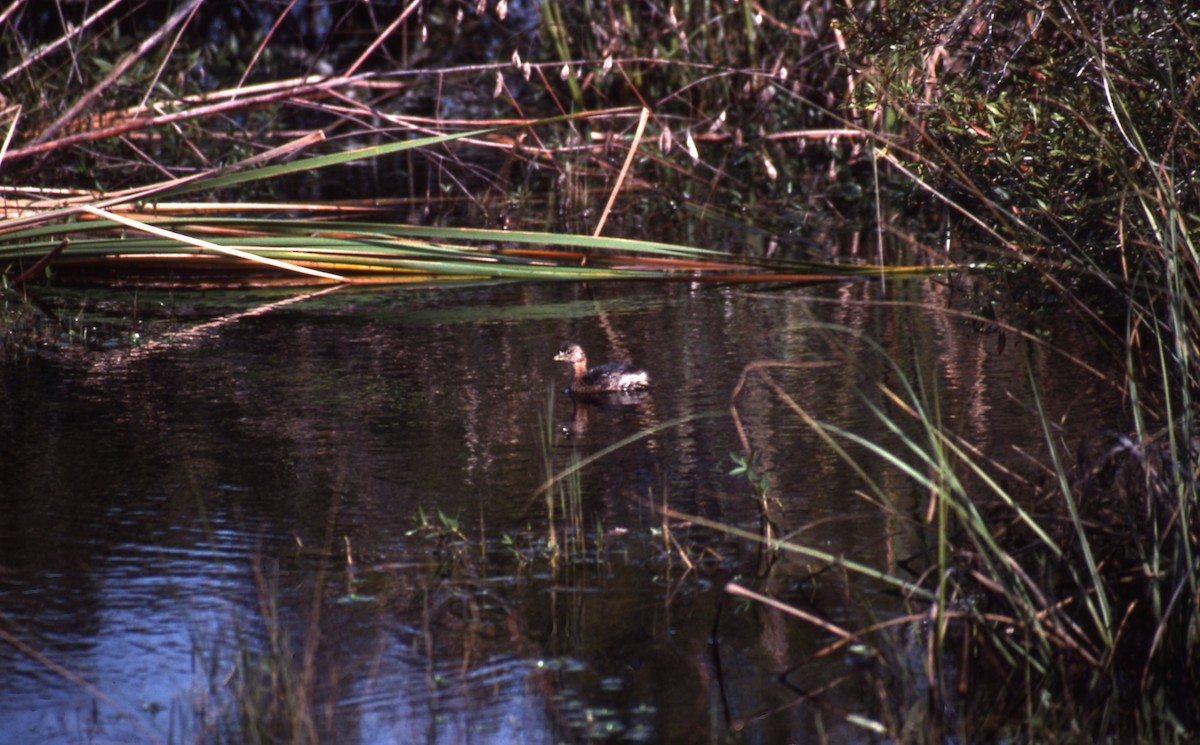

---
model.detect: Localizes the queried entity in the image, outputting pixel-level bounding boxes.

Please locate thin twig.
[594,106,650,237]
[236,0,300,94]
[134,0,204,116]
[727,581,856,640]
[10,75,353,161]
[344,0,422,77]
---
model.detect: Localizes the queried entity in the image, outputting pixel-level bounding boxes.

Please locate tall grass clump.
[0,0,923,289]
[677,1,1196,740]
[727,308,1194,740]
[721,1,1200,739]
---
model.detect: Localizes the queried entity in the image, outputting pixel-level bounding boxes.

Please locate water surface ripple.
[0,280,1119,744]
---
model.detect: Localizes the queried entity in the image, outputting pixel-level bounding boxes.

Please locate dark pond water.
[0,278,1119,744]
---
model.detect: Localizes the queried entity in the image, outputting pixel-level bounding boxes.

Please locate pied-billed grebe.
[554,342,649,393]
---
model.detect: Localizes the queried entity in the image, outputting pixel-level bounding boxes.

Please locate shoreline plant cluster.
[806,2,1197,740]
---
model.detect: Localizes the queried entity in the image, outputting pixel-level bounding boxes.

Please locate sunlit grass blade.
[1,211,958,284]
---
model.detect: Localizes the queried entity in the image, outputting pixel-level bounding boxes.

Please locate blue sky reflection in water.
[0,279,1120,744]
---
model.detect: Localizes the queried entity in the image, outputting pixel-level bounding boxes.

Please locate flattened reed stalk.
[2,0,860,263]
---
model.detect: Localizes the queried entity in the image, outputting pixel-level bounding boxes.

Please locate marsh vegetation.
[1,1,1197,742]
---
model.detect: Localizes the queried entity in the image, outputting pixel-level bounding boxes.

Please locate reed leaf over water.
[1,110,941,284]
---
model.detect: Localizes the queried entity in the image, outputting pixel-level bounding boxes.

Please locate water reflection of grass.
[715,301,1198,740]
[199,391,715,743]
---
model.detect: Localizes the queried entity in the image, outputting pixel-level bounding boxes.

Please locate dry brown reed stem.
[374,56,786,91]
[726,581,855,641]
[8,75,358,161]
[0,128,331,229]
[727,673,866,737]
[236,0,301,92]
[134,4,198,116]
[991,556,1102,667]
[9,238,65,285]
[0,1,24,28]
[0,195,440,221]
[239,130,327,168]
[343,0,422,77]
[32,0,203,146]
[593,107,650,238]
[749,1,818,38]
[0,103,18,166]
[761,128,869,141]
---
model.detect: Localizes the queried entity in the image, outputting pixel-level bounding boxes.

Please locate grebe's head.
[554,343,586,364]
